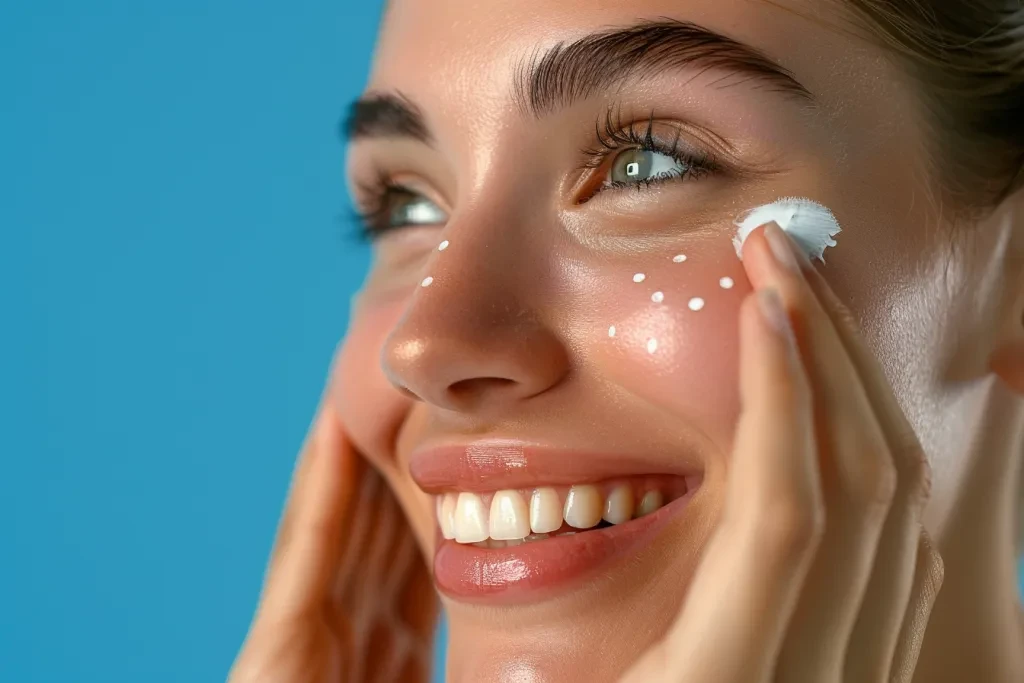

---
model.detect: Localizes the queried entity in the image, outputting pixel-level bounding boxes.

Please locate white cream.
[733,197,841,263]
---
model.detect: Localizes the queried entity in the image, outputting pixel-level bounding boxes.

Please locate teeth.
[489,490,531,540]
[439,493,457,539]
[603,484,634,525]
[530,487,562,533]
[637,490,664,517]
[454,492,489,543]
[438,481,683,545]
[564,484,602,529]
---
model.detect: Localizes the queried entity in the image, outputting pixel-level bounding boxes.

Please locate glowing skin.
[331,1,1024,681]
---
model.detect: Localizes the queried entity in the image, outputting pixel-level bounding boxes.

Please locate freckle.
[651,291,664,303]
[646,338,658,354]
[719,277,734,289]
[421,276,434,287]
[672,254,687,263]
[608,325,616,338]
[688,297,705,311]
[438,240,449,251]
[633,273,646,283]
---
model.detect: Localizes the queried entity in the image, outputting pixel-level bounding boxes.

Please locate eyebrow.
[344,18,812,143]
[343,91,433,144]
[514,18,812,117]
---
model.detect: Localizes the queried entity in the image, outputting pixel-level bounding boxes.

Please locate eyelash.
[353,108,719,240]
[578,108,719,200]
[351,168,409,240]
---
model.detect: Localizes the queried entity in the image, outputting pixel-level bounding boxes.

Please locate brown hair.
[836,0,1024,211]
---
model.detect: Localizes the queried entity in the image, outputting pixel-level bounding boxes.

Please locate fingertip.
[737,223,777,287]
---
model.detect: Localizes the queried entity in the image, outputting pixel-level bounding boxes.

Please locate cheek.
[332,299,411,469]
[566,242,747,450]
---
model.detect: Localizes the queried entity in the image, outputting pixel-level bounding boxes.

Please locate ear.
[989,188,1024,394]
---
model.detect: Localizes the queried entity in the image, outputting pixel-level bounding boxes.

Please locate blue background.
[1,2,1021,682]
[0,1,453,681]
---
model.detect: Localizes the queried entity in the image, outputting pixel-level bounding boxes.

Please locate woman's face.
[333,0,988,680]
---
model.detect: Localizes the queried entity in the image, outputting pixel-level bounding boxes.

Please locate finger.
[257,399,365,622]
[337,472,401,683]
[653,290,822,683]
[888,529,944,683]
[330,466,440,683]
[742,223,898,678]
[784,234,935,680]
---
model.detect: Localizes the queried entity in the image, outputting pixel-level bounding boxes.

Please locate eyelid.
[352,168,451,240]
[581,109,736,169]
[572,123,721,204]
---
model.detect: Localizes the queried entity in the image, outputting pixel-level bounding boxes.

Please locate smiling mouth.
[410,440,705,603]
[436,477,692,547]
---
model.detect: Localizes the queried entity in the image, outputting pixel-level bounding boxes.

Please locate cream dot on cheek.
[688,297,705,311]
[438,240,449,251]
[633,273,646,283]
[651,291,664,303]
[646,338,658,354]
[421,276,434,287]
[672,254,687,263]
[608,325,616,338]
[719,277,734,289]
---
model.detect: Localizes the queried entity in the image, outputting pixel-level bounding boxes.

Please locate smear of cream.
[733,197,841,263]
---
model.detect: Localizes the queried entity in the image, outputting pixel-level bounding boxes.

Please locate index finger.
[644,289,821,683]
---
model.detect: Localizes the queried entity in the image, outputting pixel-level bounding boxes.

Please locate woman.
[230,0,1024,681]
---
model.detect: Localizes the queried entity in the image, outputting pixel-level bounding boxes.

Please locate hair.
[836,0,1024,213]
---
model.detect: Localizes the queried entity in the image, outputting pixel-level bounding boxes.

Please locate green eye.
[387,190,447,228]
[609,148,689,184]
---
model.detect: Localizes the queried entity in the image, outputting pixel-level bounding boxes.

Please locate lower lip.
[433,487,700,604]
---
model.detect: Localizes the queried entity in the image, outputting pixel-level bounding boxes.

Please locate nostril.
[395,385,420,402]
[448,377,517,403]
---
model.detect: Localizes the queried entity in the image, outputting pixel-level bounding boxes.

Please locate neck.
[915,380,1024,683]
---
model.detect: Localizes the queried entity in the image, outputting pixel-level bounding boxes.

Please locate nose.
[381,229,570,414]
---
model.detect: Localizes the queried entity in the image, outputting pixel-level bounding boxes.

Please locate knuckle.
[849,450,897,510]
[899,443,933,510]
[831,298,861,334]
[755,494,825,557]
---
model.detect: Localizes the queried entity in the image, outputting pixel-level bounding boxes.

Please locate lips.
[410,440,704,603]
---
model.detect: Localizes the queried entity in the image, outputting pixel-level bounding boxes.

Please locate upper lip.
[409,438,704,493]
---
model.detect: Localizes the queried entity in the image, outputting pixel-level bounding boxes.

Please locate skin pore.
[334,0,1024,681]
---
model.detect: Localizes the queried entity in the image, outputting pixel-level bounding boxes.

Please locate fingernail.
[757,288,794,341]
[763,222,800,272]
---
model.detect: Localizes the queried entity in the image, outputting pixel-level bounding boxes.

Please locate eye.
[384,189,446,227]
[578,109,720,203]
[608,148,691,185]
[355,183,448,240]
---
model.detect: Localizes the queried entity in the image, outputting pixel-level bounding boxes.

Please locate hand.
[621,222,944,683]
[228,392,438,683]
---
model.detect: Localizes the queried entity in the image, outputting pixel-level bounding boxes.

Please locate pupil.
[615,149,653,182]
